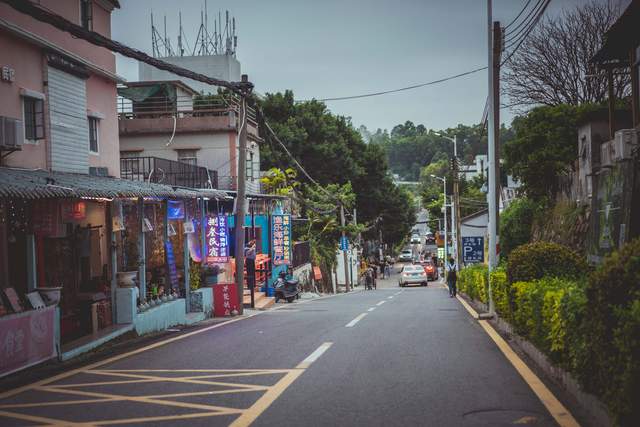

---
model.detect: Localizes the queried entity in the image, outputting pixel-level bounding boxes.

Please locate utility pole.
[234,74,249,315]
[340,204,350,292]
[486,0,498,317]
[431,174,447,262]
[452,141,463,269]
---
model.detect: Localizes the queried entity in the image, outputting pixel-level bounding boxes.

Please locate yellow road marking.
[231,342,333,427]
[0,313,261,401]
[456,294,479,319]
[478,320,580,427]
[0,409,92,426]
[36,385,243,413]
[453,294,580,427]
[229,369,304,427]
[92,411,241,426]
[83,370,269,390]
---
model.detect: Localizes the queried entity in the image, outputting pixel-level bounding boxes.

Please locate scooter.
[274,271,301,303]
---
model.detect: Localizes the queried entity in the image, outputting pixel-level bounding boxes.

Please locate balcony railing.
[117,94,257,125]
[120,156,218,189]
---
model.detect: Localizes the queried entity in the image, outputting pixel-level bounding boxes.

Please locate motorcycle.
[274,271,301,303]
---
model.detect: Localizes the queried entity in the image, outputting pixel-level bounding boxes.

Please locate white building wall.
[138,55,241,95]
[120,133,262,192]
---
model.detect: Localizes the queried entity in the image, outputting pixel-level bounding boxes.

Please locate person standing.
[446,257,458,298]
[245,240,257,290]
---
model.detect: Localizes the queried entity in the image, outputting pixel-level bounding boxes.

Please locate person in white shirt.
[446,257,458,297]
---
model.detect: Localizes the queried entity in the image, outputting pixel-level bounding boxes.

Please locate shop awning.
[0,167,226,200]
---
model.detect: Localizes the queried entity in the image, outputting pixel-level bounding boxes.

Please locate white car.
[399,265,429,287]
[410,234,421,244]
[398,249,413,262]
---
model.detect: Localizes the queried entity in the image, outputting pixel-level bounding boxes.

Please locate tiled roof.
[0,167,226,200]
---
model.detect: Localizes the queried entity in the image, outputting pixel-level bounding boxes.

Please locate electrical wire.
[502,0,551,65]
[505,0,535,29]
[503,0,551,54]
[296,66,487,103]
[504,0,544,42]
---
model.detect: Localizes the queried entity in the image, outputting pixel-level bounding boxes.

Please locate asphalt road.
[0,266,560,426]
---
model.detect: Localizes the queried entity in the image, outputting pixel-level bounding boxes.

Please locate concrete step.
[243,289,274,310]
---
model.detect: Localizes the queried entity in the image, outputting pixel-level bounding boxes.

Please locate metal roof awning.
[0,167,227,200]
[591,0,640,65]
[223,190,290,200]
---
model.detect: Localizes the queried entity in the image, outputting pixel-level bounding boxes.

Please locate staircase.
[243,288,275,310]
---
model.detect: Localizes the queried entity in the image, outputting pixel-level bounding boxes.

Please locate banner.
[206,215,230,263]
[272,214,292,265]
[213,283,239,317]
[0,306,57,378]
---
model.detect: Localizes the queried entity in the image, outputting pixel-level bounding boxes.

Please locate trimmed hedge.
[506,241,588,283]
[458,264,488,303]
[458,238,640,425]
[578,238,640,426]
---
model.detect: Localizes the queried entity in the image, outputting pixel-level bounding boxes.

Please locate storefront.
[0,167,207,374]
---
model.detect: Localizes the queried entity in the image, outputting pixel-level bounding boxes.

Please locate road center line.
[296,342,333,369]
[376,301,386,306]
[387,296,394,299]
[367,307,376,312]
[345,313,367,327]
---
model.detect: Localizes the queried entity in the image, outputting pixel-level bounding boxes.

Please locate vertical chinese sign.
[272,214,292,266]
[206,215,230,263]
[213,283,239,317]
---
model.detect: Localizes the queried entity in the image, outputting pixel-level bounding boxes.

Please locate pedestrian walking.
[372,264,378,289]
[384,261,391,279]
[365,267,374,290]
[446,257,458,297]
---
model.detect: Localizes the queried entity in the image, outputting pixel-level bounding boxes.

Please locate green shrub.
[506,241,588,284]
[500,198,540,259]
[579,238,640,426]
[458,264,488,303]
[490,268,510,320]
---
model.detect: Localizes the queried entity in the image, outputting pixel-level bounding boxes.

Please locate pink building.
[0,0,121,176]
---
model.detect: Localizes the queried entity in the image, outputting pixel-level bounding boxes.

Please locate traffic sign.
[462,236,484,264]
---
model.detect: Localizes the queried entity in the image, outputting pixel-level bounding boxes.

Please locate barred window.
[23,97,45,141]
[88,117,99,153]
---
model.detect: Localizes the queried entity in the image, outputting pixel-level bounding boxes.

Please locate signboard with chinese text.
[271,214,292,266]
[167,200,185,220]
[462,236,485,264]
[213,283,239,317]
[0,306,56,378]
[206,215,230,263]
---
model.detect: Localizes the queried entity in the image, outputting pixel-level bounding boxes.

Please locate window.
[80,0,93,31]
[177,149,198,166]
[88,116,99,153]
[246,151,254,180]
[23,97,45,141]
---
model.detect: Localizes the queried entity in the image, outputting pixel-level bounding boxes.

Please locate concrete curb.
[458,292,613,427]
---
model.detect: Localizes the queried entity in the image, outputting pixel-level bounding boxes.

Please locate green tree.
[503,104,597,203]
[499,198,540,258]
[258,90,415,250]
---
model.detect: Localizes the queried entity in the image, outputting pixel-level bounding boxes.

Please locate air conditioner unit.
[600,141,613,168]
[611,129,637,161]
[0,116,24,150]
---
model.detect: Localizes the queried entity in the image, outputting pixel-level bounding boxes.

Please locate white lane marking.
[376,301,386,306]
[367,307,376,312]
[387,296,394,299]
[345,313,367,328]
[395,291,402,295]
[296,342,333,369]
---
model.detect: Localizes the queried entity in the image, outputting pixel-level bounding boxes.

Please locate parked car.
[398,265,429,287]
[421,260,438,280]
[398,249,413,262]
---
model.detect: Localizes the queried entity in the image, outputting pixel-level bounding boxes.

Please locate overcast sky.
[113,0,594,132]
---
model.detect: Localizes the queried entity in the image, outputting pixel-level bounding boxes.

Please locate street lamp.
[430,174,448,262]
[436,133,457,158]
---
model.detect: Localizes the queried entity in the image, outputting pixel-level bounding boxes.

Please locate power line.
[296,66,487,103]
[502,0,552,65]
[505,0,535,29]
[504,0,544,41]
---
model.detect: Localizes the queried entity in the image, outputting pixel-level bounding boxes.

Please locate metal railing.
[117,94,257,124]
[292,241,311,268]
[120,156,218,189]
